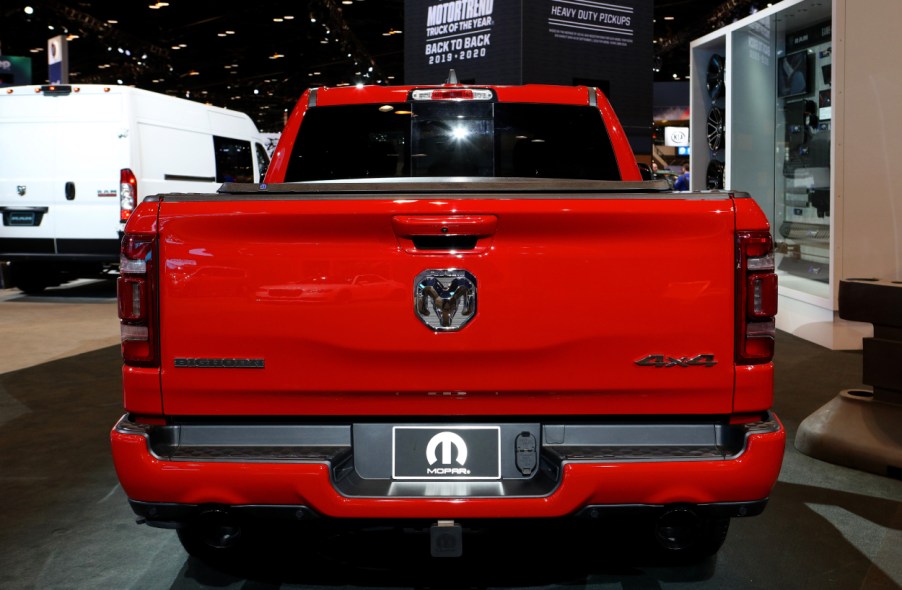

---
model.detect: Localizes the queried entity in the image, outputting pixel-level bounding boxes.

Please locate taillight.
[737,231,778,363]
[118,233,157,366]
[120,168,138,222]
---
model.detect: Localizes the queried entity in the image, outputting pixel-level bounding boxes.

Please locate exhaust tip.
[654,507,702,551]
[195,508,242,549]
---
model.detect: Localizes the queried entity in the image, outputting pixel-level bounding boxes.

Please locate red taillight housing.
[737,231,778,363]
[120,168,138,222]
[118,233,158,366]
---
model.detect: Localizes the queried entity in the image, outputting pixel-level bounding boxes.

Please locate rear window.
[284,102,621,181]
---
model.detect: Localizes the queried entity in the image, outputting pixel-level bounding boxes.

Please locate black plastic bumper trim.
[128,498,769,529]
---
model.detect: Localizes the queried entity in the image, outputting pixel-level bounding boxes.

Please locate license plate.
[392,426,501,480]
[7,211,36,226]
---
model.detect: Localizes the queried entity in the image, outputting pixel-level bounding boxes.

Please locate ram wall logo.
[414,269,477,331]
[425,431,470,475]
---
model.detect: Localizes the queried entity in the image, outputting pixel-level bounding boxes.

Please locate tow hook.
[430,519,462,557]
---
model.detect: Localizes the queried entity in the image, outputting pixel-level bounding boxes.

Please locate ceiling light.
[273,18,284,22]
[108,19,118,24]
[284,15,294,20]
[24,6,34,14]
[217,33,226,37]
[664,16,675,21]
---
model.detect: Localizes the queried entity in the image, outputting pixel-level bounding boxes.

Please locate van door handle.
[65,182,76,201]
[391,215,497,237]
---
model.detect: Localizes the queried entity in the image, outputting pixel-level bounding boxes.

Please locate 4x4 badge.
[635,354,717,368]
[414,269,476,331]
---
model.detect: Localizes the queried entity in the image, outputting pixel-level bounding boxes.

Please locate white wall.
[835,0,902,282]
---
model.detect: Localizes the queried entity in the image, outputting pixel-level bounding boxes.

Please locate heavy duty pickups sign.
[404,0,653,152]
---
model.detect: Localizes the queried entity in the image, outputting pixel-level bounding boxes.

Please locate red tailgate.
[156,194,737,417]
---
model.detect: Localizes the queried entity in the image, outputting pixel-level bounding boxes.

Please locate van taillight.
[737,232,778,363]
[118,233,157,366]
[120,168,138,222]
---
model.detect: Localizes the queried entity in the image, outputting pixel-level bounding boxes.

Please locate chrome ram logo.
[414,269,477,331]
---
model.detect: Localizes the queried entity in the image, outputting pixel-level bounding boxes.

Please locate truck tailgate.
[156,194,737,417]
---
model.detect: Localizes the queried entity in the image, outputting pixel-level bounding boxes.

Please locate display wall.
[691,0,902,350]
[404,0,653,153]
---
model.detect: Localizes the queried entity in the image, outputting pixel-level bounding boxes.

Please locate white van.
[0,84,271,293]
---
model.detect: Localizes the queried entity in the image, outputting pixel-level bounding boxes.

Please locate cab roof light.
[411,88,494,101]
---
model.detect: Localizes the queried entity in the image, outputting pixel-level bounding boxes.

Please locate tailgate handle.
[392,215,497,237]
[65,182,76,201]
[392,215,497,251]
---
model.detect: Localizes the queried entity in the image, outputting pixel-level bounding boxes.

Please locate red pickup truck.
[110,81,783,564]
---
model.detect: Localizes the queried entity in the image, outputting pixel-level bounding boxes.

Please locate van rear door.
[0,87,125,256]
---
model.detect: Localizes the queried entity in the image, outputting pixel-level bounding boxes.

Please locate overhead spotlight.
[24,6,34,15]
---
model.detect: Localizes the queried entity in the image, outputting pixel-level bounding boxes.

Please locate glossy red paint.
[149,195,746,417]
[111,422,784,518]
[593,88,642,181]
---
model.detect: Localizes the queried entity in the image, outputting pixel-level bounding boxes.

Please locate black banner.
[405,0,521,84]
[404,0,653,153]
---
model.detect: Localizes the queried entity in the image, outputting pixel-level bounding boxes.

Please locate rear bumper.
[110,413,785,522]
[0,237,120,261]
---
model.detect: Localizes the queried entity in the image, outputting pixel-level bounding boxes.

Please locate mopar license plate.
[392,426,501,480]
[7,211,36,226]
